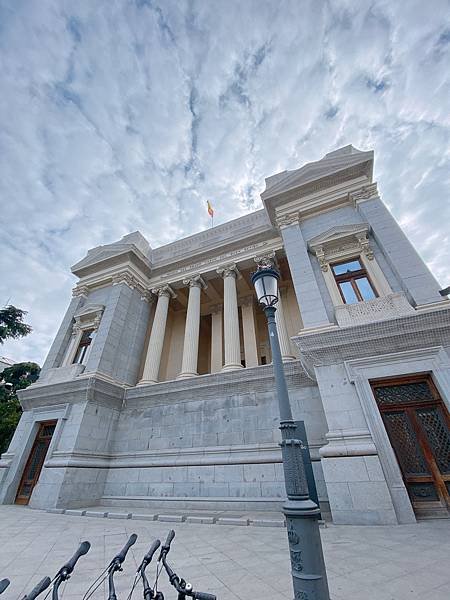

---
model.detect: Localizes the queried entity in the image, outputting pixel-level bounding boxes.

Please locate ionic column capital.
[182,274,207,290]
[253,251,276,269]
[216,263,240,279]
[151,284,177,299]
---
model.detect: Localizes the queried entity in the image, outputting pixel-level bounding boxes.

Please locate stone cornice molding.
[253,251,276,269]
[292,307,450,366]
[349,182,379,205]
[149,238,282,288]
[216,263,240,279]
[182,274,208,290]
[151,284,177,299]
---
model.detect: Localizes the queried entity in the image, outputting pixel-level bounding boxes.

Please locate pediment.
[262,146,373,199]
[71,231,152,276]
[74,303,105,320]
[308,224,370,250]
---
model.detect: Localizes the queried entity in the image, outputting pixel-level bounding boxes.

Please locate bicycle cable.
[82,564,110,600]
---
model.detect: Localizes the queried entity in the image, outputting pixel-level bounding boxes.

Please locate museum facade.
[1,145,449,525]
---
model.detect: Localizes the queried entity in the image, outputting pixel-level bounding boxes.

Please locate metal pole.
[264,305,330,600]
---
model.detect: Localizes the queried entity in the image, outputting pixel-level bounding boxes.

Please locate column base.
[137,379,158,386]
[176,371,198,380]
[221,363,244,372]
[281,355,296,362]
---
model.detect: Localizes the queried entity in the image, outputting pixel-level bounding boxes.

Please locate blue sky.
[1,0,449,365]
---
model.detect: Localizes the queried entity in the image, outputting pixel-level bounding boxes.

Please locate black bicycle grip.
[192,592,216,600]
[114,533,137,564]
[22,576,51,600]
[158,529,175,560]
[0,579,9,594]
[60,541,91,575]
[143,539,161,564]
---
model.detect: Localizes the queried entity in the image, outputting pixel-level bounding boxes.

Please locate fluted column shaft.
[241,298,259,367]
[178,276,206,379]
[139,285,175,384]
[217,264,243,371]
[210,305,223,374]
[275,289,296,361]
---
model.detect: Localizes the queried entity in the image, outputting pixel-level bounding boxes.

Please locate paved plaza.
[0,506,450,599]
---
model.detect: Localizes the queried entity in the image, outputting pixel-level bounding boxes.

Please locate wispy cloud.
[1,0,449,364]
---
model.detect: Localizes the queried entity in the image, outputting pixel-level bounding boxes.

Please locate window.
[331,258,377,304]
[72,329,95,365]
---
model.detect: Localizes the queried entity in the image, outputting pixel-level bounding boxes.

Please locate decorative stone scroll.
[276,212,299,229]
[72,284,90,297]
[182,274,207,290]
[151,284,177,299]
[216,263,240,280]
[349,182,378,204]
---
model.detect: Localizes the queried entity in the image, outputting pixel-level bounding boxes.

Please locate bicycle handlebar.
[112,533,137,565]
[158,529,175,561]
[139,539,160,572]
[191,592,217,600]
[59,541,91,576]
[21,576,51,600]
[0,579,9,595]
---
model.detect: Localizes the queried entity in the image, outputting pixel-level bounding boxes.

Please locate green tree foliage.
[0,363,40,454]
[0,305,32,344]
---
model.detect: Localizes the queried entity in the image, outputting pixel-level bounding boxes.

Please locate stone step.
[47,505,330,528]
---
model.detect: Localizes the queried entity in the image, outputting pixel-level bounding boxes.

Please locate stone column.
[210,304,223,373]
[276,288,296,361]
[139,284,176,384]
[177,275,207,379]
[217,264,243,371]
[241,297,259,368]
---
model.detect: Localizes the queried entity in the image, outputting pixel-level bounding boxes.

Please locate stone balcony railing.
[334,292,414,327]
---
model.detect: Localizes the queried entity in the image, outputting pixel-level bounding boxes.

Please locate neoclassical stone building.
[1,145,449,525]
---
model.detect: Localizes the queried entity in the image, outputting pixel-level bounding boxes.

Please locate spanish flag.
[207,200,214,218]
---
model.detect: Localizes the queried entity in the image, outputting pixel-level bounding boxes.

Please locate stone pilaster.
[210,304,223,373]
[241,296,259,368]
[139,285,176,385]
[278,213,332,330]
[276,288,296,361]
[177,275,207,379]
[217,264,243,371]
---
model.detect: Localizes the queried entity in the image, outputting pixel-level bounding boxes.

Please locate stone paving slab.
[1,506,450,600]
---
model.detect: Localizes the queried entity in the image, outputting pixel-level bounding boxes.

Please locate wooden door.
[371,375,450,516]
[15,421,57,505]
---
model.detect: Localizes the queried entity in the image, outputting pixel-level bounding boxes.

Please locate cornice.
[292,307,450,367]
[268,175,373,227]
[149,237,283,288]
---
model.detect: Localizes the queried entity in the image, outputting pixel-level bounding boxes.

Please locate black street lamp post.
[251,265,330,600]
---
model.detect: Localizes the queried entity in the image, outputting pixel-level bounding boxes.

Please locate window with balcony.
[72,329,95,365]
[331,258,377,304]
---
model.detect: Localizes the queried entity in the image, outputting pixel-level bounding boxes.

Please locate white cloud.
[0,0,449,364]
